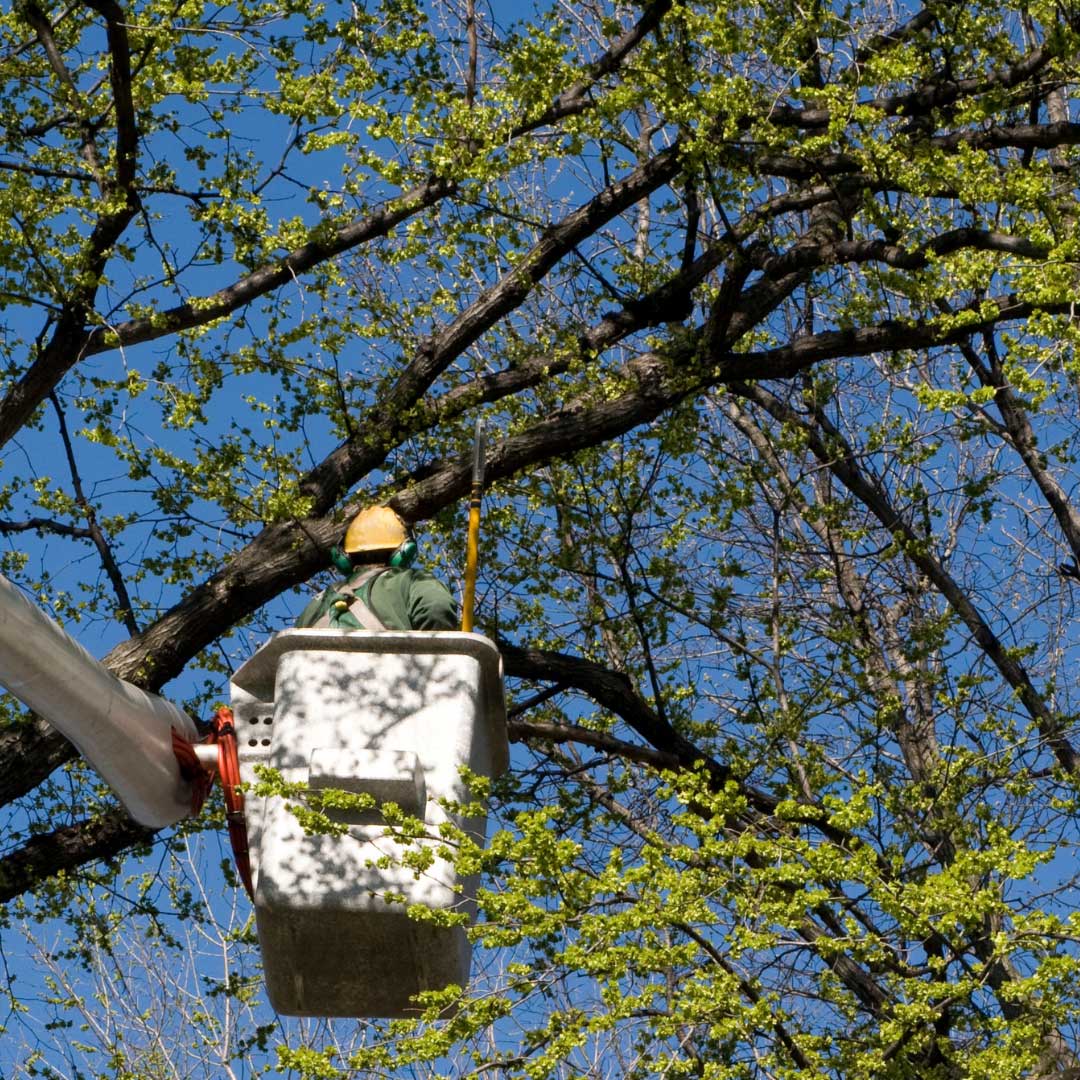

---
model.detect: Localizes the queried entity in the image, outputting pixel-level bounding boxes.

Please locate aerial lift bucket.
[229,628,507,1018]
[0,569,508,1018]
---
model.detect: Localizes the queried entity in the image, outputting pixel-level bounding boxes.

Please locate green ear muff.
[329,546,353,574]
[390,539,418,568]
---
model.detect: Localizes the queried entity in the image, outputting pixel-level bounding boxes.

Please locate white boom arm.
[0,573,198,827]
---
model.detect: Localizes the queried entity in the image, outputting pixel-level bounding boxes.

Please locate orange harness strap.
[172,706,255,901]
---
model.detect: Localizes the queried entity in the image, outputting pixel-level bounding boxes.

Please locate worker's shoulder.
[379,566,447,588]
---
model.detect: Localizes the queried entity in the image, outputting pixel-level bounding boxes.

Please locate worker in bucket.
[296,506,458,631]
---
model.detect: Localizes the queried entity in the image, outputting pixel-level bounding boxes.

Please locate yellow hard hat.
[342,506,408,555]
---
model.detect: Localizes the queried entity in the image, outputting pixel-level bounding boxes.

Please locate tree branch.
[733,380,1080,776]
[50,391,138,635]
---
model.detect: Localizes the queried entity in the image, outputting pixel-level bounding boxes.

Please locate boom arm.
[0,573,198,827]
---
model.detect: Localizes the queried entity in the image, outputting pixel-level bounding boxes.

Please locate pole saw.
[460,417,485,632]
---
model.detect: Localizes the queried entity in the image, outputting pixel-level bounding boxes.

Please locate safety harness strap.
[311,566,389,630]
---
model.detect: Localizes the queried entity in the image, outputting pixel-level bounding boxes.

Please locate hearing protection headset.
[329,539,417,573]
[331,506,418,573]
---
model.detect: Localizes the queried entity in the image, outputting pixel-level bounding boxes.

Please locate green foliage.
[5,0,1080,1076]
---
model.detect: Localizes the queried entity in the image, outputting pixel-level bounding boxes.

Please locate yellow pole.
[460,418,485,632]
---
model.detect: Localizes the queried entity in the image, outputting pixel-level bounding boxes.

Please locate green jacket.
[295,565,458,631]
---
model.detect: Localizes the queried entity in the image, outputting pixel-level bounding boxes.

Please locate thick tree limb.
[81,0,138,190]
[0,809,153,904]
